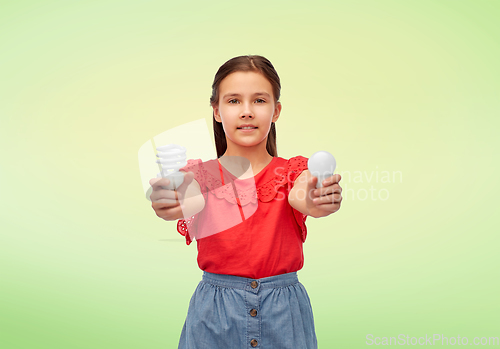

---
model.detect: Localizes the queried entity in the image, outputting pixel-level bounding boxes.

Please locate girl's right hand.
[149,172,195,221]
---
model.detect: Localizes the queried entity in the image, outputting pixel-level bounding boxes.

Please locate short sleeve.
[287,156,309,190]
[287,156,309,243]
[176,159,206,245]
[179,159,204,186]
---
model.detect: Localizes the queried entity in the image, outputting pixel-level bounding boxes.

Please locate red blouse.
[177,156,309,279]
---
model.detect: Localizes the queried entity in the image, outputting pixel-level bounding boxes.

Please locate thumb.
[309,175,318,188]
[177,171,194,192]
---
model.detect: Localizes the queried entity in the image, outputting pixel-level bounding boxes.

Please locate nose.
[240,102,254,118]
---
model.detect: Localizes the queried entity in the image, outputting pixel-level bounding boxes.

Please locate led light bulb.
[156,144,187,190]
[308,151,336,188]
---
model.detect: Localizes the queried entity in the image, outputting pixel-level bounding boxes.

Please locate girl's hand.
[149,172,195,221]
[308,174,342,218]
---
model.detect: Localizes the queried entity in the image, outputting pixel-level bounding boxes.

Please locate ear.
[213,105,222,123]
[272,101,282,123]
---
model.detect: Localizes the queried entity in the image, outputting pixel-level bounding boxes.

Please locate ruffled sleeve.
[287,156,309,243]
[179,159,204,185]
[177,216,195,245]
[176,159,206,245]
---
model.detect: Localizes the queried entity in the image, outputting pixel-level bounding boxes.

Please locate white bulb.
[156,144,187,190]
[308,151,336,188]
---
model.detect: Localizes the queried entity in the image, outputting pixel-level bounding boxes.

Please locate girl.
[149,55,342,348]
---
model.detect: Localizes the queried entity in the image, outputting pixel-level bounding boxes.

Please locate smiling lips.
[237,123,258,133]
[237,124,257,132]
[237,124,257,129]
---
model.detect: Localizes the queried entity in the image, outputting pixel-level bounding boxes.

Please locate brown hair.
[209,55,281,158]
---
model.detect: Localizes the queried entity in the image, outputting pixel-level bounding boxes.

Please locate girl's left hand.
[308,174,342,218]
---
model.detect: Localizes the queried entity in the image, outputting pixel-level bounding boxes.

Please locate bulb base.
[158,171,185,190]
[314,173,333,189]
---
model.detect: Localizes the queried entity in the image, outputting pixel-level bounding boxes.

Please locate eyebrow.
[222,92,271,99]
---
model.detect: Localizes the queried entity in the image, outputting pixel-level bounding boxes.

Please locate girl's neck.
[221,143,274,174]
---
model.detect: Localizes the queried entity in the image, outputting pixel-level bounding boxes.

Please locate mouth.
[237,127,258,130]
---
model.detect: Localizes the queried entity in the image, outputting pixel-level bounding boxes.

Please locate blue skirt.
[178,271,317,348]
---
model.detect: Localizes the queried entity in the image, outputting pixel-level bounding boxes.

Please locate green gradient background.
[1,1,499,348]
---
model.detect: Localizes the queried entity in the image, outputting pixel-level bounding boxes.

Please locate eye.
[227,98,265,104]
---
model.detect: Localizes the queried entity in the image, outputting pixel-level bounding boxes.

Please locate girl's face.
[213,71,281,154]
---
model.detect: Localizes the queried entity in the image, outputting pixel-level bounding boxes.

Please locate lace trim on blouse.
[177,216,194,245]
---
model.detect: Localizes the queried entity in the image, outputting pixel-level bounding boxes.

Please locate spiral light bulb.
[307,151,337,189]
[156,144,187,190]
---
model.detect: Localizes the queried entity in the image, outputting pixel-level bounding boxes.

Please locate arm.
[178,171,206,218]
[288,170,316,217]
[288,170,342,218]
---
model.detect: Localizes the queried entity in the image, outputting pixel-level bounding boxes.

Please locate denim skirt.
[178,271,317,349]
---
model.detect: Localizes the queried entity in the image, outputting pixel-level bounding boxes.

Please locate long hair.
[209,55,281,158]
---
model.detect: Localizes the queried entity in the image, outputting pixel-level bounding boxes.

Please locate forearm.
[179,193,205,219]
[290,193,318,217]
[178,177,206,219]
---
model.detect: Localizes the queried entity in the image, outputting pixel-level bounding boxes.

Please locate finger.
[313,193,342,205]
[150,177,168,188]
[177,171,194,192]
[150,196,179,205]
[313,184,342,197]
[315,202,341,213]
[150,192,179,204]
[153,203,183,219]
[152,201,179,210]
[309,175,318,187]
[149,177,160,186]
[329,185,342,196]
[150,177,170,190]
[150,189,179,202]
[322,174,341,187]
[314,196,342,208]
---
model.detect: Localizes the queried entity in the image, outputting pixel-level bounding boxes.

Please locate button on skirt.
[178,271,318,348]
